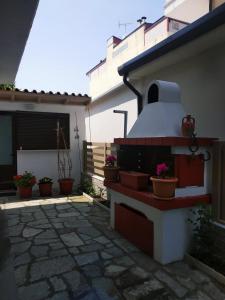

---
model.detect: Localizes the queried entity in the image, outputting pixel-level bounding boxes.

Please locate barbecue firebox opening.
[148,83,159,104]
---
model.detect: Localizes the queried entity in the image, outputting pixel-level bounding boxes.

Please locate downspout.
[123,73,143,115]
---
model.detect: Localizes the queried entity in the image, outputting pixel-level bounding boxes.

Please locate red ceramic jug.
[182,114,195,137]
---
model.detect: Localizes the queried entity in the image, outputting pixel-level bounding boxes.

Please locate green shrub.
[78,174,98,197]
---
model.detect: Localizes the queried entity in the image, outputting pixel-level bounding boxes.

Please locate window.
[15,111,70,150]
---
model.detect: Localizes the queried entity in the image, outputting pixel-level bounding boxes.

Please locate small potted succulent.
[103,155,119,182]
[150,163,178,200]
[38,177,53,197]
[13,171,36,199]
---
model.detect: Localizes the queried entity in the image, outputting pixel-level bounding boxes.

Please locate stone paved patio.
[1,195,225,300]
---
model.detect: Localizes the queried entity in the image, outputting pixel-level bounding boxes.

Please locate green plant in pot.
[39,177,53,197]
[103,155,119,182]
[150,163,178,200]
[13,171,36,199]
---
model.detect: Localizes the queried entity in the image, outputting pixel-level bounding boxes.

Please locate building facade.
[164,0,210,22]
[87,18,188,101]
[0,90,90,192]
[85,0,225,143]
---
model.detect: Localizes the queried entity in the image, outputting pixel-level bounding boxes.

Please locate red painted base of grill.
[175,154,204,187]
[115,203,154,256]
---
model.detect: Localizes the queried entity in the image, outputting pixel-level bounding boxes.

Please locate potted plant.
[57,122,74,195]
[103,155,119,182]
[13,171,36,199]
[38,177,53,197]
[150,163,178,200]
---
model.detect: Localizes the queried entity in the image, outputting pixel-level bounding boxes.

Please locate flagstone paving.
[1,195,225,300]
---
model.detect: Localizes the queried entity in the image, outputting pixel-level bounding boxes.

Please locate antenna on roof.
[118,21,132,34]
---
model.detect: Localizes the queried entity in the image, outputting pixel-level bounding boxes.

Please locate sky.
[16,0,165,95]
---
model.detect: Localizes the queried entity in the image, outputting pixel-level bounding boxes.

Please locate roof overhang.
[0,0,39,84]
[118,3,225,78]
[130,20,225,80]
[0,90,90,106]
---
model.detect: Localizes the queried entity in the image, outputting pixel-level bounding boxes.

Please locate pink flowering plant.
[105,155,117,167]
[156,163,169,178]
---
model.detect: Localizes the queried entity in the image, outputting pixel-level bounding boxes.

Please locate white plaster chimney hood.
[128,80,186,138]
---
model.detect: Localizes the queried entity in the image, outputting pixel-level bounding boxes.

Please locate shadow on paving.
[0,195,225,300]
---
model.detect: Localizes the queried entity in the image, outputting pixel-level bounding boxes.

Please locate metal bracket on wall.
[113,110,128,138]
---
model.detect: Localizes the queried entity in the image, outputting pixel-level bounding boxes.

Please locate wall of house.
[86,39,225,143]
[141,41,225,140]
[0,101,86,190]
[164,0,210,22]
[85,87,139,143]
[145,19,169,49]
[88,19,185,101]
[88,25,146,99]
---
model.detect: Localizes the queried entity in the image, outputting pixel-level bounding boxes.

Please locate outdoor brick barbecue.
[105,80,216,264]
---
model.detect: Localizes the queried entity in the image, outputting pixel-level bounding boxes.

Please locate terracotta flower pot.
[150,176,178,200]
[58,178,74,195]
[18,186,33,199]
[39,183,53,197]
[103,166,119,182]
[119,171,149,191]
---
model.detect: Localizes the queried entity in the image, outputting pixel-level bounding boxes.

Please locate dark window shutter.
[15,112,70,150]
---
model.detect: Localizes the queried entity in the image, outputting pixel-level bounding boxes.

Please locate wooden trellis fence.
[83,141,117,177]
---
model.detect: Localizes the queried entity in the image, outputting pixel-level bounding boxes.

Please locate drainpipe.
[123,74,143,115]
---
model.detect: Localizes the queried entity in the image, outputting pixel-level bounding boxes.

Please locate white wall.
[145,19,169,49]
[141,41,225,139]
[0,101,86,190]
[89,25,147,99]
[85,87,138,142]
[164,0,209,22]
